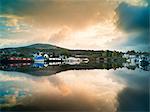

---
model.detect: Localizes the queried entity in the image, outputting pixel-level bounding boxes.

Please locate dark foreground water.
[0,68,149,112]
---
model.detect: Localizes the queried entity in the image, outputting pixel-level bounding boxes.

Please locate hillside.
[0,43,125,61]
[22,43,66,50]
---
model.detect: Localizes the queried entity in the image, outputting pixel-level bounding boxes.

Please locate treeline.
[126,50,150,56]
[1,47,149,61]
[66,50,123,58]
[0,48,124,59]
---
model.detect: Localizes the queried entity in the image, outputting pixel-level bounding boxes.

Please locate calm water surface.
[0,68,149,112]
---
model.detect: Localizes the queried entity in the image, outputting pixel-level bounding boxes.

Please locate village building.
[34,55,45,62]
[63,57,82,65]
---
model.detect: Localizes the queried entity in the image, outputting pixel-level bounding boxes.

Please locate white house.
[48,62,61,65]
[44,54,49,59]
[63,57,82,65]
[49,57,62,61]
[123,54,130,58]
[125,54,139,66]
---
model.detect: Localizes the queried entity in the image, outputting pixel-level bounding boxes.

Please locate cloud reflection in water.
[0,70,125,111]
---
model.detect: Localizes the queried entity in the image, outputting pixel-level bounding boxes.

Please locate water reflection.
[0,60,149,111]
[0,70,124,111]
[114,69,149,111]
[0,60,149,76]
[0,68,149,111]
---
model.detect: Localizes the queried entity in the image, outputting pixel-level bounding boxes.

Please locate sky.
[0,0,149,51]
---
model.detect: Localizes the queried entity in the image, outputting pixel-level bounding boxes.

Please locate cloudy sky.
[0,0,149,51]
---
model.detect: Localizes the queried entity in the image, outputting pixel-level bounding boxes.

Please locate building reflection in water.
[0,57,149,111]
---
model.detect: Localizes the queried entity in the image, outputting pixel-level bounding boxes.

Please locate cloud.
[0,15,32,39]
[115,2,149,51]
[116,2,149,32]
[0,0,149,50]
[0,0,118,49]
[49,26,71,43]
[0,0,116,29]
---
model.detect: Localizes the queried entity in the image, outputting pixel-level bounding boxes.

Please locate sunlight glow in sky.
[0,0,149,51]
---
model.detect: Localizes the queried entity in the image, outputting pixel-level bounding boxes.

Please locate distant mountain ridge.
[22,43,66,50]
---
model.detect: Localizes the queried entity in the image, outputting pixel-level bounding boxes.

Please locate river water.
[0,67,149,112]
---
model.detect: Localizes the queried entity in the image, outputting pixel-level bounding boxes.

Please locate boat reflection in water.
[0,60,149,111]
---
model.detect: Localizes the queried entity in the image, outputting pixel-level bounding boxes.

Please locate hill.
[22,43,66,50]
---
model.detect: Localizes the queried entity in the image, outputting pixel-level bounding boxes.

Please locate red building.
[9,57,32,61]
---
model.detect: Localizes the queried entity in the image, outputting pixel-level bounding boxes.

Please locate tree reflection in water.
[0,62,149,111]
